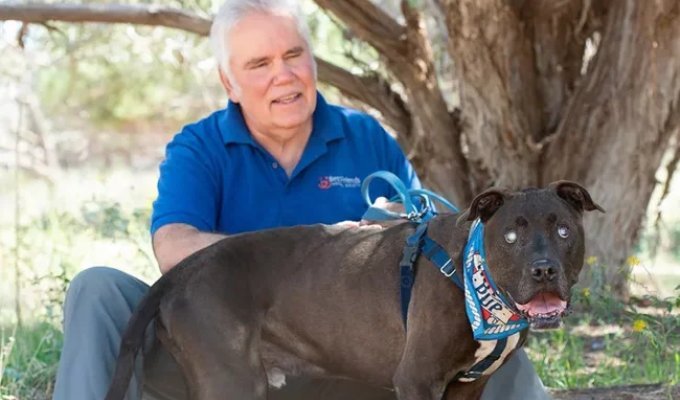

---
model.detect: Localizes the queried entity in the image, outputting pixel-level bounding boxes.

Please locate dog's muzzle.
[516,292,570,330]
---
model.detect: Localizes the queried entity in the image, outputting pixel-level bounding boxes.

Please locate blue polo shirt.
[151,92,420,235]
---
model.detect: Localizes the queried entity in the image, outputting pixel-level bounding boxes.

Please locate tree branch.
[312,0,407,69]
[316,57,411,137]
[399,1,472,203]
[0,2,413,130]
[0,3,212,35]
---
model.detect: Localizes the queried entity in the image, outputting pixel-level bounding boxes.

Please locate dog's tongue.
[516,292,566,316]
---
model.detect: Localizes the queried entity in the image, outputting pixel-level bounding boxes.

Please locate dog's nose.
[530,259,558,282]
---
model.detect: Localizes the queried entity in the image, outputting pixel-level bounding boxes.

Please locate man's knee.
[56,267,150,400]
[68,266,128,296]
[64,266,148,321]
[482,349,550,400]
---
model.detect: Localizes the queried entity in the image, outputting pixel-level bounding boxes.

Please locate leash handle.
[361,171,459,222]
[361,171,419,221]
[409,188,459,214]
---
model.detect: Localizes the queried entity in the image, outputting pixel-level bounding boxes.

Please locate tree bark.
[442,0,544,190]
[543,0,680,296]
[436,0,680,296]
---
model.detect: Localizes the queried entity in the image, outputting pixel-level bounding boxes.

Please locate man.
[53,0,550,399]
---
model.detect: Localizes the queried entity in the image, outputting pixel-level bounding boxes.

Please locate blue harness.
[361,172,528,381]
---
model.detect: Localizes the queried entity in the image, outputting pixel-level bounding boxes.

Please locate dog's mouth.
[516,292,570,331]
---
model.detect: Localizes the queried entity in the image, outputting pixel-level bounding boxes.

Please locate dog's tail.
[104,276,169,400]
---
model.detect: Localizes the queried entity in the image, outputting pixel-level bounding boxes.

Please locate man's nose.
[530,259,558,283]
[272,60,295,84]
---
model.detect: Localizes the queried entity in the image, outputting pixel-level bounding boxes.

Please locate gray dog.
[105,181,603,400]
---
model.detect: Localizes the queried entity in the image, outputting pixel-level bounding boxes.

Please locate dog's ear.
[457,189,506,224]
[549,180,605,213]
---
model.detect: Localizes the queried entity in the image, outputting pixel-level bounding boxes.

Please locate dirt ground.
[552,384,679,400]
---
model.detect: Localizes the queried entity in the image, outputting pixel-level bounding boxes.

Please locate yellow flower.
[586,256,598,266]
[632,319,647,332]
[626,255,641,267]
[581,288,591,298]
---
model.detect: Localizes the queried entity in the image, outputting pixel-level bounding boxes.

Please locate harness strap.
[401,228,519,382]
[399,224,465,326]
[455,338,508,381]
[422,236,464,290]
[360,171,522,382]
[399,223,428,327]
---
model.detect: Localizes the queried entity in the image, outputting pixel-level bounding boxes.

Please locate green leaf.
[407,0,421,9]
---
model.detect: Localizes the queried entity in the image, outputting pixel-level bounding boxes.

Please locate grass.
[0,322,62,400]
[527,290,680,390]
[1,292,678,398]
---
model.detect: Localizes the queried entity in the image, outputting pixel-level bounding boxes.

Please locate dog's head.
[459,181,604,330]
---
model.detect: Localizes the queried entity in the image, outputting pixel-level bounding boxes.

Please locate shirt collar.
[219,91,345,146]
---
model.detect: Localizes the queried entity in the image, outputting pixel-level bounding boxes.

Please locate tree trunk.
[543,0,680,296]
[2,0,680,298]
[436,0,680,297]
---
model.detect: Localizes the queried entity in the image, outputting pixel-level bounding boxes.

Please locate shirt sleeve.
[150,127,221,235]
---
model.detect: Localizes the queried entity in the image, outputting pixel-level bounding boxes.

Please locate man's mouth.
[272,93,302,105]
[516,292,569,330]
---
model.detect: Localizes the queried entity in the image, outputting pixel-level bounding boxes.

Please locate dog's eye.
[504,230,517,244]
[557,225,570,239]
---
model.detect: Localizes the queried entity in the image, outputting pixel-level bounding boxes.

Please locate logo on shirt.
[318,176,361,190]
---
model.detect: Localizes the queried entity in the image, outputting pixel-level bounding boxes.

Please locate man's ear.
[457,189,506,224]
[218,67,240,103]
[548,180,605,213]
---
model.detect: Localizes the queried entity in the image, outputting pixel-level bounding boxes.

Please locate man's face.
[223,12,317,139]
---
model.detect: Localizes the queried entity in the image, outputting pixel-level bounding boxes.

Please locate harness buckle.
[439,259,455,277]
[399,245,419,267]
[405,204,430,222]
[461,370,483,380]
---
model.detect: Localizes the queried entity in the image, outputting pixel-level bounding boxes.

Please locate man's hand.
[359,197,406,228]
[153,223,227,274]
[332,197,406,230]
